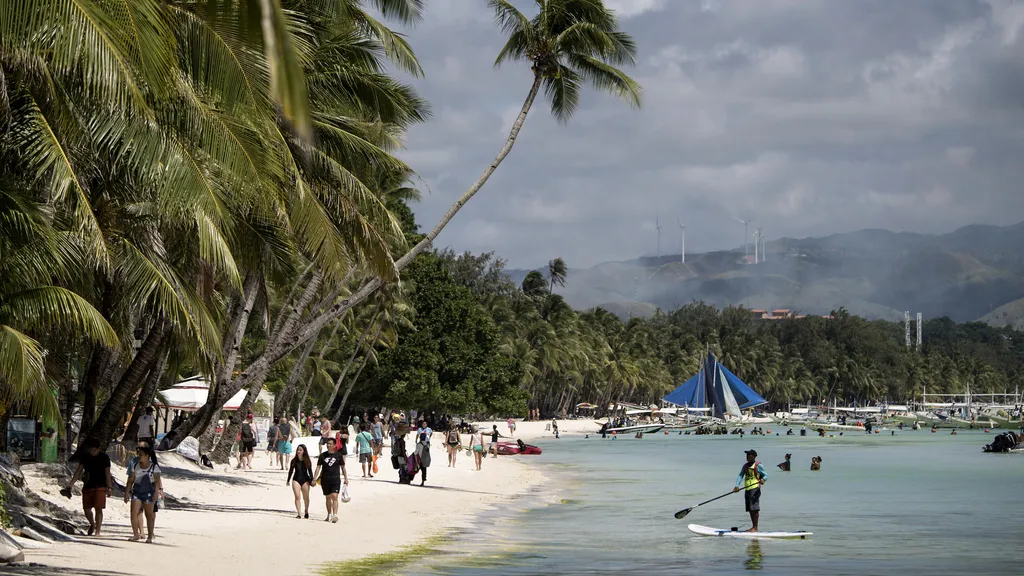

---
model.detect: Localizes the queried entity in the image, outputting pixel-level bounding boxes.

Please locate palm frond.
[0,326,61,423]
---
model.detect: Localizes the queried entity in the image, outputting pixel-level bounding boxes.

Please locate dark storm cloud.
[388,0,1024,268]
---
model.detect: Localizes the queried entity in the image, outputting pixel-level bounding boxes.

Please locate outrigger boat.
[662,351,769,424]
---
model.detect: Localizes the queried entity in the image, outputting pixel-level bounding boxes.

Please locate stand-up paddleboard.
[688,524,812,539]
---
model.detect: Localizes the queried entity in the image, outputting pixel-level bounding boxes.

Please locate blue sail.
[663,352,767,418]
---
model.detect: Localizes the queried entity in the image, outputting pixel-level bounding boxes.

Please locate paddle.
[674,490,738,519]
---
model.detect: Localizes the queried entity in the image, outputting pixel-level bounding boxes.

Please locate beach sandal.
[295,514,301,518]
[129,535,140,542]
[304,512,309,519]
[331,515,338,523]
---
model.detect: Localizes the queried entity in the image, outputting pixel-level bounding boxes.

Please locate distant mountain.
[506,222,1024,322]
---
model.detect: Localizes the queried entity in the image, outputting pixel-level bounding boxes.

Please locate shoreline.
[11,420,594,575]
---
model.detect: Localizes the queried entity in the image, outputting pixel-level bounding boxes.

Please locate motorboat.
[495,441,542,455]
[599,423,666,435]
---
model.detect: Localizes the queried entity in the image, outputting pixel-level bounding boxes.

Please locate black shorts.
[321,479,341,496]
[241,440,255,453]
[745,488,761,512]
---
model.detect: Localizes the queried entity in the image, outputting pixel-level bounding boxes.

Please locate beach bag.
[340,484,351,503]
[371,455,379,474]
[176,436,201,463]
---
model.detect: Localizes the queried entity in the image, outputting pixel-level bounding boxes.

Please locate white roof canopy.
[154,376,248,412]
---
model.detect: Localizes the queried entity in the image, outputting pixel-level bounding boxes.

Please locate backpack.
[241,422,255,441]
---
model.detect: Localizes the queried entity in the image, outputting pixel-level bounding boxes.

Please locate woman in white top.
[123,445,163,543]
[470,429,485,471]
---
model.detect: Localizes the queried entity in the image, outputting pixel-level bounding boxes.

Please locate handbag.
[340,484,351,503]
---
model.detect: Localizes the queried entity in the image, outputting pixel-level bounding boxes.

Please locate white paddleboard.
[688,524,812,539]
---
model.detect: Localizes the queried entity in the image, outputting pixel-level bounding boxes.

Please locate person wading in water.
[732,449,767,532]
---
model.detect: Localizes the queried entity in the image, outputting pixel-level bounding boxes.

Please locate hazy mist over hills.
[505,222,1024,325]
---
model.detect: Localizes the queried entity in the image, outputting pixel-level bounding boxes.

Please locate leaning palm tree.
[395,0,641,269]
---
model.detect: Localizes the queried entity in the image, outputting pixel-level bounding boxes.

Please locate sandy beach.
[12,420,597,575]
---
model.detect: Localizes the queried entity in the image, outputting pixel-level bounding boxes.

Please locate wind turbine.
[655,214,662,259]
[752,228,761,263]
[677,218,686,264]
[736,217,754,255]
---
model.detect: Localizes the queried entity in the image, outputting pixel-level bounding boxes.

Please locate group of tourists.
[66,412,164,543]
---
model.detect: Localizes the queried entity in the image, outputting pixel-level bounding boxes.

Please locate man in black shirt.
[66,439,112,536]
[313,437,348,523]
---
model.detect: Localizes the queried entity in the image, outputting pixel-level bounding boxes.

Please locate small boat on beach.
[599,423,666,435]
[495,441,542,455]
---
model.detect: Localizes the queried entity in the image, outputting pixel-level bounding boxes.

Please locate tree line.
[348,249,1024,419]
[0,0,643,461]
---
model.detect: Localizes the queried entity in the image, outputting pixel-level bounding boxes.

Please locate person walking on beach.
[355,425,374,478]
[137,407,157,444]
[313,438,348,523]
[732,449,767,533]
[470,428,485,470]
[65,439,112,537]
[276,417,294,470]
[239,413,256,470]
[415,419,432,485]
[371,414,385,457]
[287,444,313,518]
[266,421,278,467]
[489,424,503,458]
[446,423,461,467]
[124,444,164,543]
[507,417,516,436]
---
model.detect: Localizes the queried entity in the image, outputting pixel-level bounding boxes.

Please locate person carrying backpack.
[239,413,256,470]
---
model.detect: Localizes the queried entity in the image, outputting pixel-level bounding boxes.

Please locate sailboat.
[662,352,768,424]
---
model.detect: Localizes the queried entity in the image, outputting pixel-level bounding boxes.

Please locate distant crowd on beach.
[65,407,534,541]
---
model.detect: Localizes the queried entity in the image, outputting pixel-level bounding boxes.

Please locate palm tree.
[392,0,642,269]
[548,257,568,293]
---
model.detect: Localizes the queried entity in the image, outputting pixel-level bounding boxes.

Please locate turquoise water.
[408,429,1023,575]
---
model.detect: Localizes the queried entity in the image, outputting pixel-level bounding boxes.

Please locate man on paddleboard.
[733,449,767,532]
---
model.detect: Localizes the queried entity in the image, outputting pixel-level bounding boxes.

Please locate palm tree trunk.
[332,322,384,422]
[260,73,545,370]
[171,273,261,446]
[273,335,318,418]
[123,350,170,443]
[296,321,343,417]
[323,308,381,415]
[209,380,263,463]
[85,318,171,448]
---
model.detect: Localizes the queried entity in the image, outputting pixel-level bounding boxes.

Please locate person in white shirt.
[137,407,156,443]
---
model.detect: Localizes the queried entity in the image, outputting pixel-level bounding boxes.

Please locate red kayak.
[496,441,542,455]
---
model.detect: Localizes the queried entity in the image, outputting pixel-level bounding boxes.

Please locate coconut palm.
[548,257,568,293]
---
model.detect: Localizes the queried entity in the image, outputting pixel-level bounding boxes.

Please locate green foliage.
[0,478,10,529]
[359,252,526,416]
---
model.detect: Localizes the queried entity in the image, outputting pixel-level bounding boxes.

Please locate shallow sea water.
[404,428,1024,576]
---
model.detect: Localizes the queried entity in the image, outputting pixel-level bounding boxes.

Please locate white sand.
[18,422,576,576]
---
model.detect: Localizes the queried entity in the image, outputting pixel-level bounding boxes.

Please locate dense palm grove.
[0,0,645,460]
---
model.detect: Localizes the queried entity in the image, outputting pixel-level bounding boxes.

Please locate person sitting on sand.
[777,453,792,471]
[810,456,822,471]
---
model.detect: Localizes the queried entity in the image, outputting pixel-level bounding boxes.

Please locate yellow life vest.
[743,462,762,491]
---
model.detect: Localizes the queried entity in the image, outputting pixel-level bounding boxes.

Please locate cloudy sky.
[386,0,1024,269]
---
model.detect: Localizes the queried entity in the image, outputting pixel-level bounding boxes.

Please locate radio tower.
[916,312,922,351]
[904,311,911,349]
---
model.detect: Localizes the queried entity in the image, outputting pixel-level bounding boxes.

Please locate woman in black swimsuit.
[287,444,313,518]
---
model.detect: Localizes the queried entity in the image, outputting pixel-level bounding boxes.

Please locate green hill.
[508,222,1024,321]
